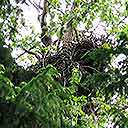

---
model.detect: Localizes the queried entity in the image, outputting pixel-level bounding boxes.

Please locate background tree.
[0,0,128,127]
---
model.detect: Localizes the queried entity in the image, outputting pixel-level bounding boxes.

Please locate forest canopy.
[0,0,128,127]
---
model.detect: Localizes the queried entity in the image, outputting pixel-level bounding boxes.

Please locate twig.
[46,0,64,14]
[82,65,100,73]
[28,0,41,12]
[16,46,40,60]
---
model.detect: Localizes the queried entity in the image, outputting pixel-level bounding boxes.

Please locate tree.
[0,0,128,127]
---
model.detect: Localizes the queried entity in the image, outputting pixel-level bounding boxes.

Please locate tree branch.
[16,46,40,60]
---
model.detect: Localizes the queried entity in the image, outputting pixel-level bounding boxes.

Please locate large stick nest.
[44,30,106,85]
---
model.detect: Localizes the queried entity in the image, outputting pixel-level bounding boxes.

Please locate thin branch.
[28,0,41,12]
[33,1,43,10]
[16,46,40,60]
[46,0,64,14]
[82,65,100,73]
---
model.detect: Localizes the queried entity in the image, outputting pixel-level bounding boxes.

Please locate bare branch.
[16,46,40,60]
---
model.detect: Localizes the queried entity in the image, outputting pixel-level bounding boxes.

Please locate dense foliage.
[0,0,128,127]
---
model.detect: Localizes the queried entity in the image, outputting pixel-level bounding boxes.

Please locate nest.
[44,31,104,86]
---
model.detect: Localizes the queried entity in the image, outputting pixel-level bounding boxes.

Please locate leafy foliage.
[0,0,128,128]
